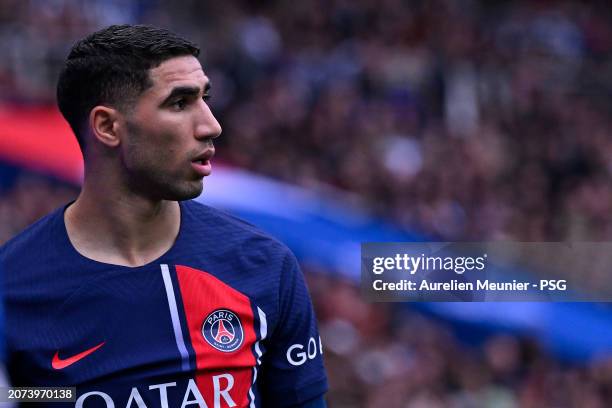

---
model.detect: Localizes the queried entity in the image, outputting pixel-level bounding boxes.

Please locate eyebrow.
[161,82,212,105]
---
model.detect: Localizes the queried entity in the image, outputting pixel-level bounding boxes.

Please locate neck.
[65,170,181,267]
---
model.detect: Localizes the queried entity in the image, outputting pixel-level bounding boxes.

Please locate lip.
[191,159,212,177]
[191,149,214,177]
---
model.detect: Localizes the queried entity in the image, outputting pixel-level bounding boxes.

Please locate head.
[57,24,222,200]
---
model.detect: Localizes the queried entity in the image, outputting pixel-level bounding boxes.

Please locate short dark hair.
[57,24,200,152]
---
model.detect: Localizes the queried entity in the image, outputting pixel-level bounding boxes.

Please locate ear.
[89,106,121,148]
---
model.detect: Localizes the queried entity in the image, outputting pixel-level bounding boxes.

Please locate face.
[119,55,222,201]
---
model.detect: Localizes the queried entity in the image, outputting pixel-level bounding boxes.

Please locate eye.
[202,92,212,102]
[172,99,187,110]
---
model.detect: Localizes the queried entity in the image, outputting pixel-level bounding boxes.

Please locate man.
[0,25,327,407]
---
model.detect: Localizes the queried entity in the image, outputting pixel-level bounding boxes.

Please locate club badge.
[202,309,244,352]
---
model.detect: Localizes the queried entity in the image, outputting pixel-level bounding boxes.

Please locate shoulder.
[178,201,302,321]
[0,206,65,267]
[0,205,74,306]
[181,200,295,262]
[183,200,274,237]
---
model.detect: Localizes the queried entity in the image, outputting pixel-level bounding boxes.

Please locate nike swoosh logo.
[52,342,105,370]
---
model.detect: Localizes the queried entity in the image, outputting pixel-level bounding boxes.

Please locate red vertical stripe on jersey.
[175,265,256,408]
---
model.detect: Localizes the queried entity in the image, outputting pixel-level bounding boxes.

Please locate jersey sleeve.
[259,251,328,407]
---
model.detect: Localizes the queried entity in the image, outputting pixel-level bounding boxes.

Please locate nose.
[195,99,222,140]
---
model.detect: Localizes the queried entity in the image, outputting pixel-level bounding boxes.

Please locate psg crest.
[202,309,244,352]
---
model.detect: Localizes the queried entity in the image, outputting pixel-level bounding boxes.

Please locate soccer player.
[0,25,327,407]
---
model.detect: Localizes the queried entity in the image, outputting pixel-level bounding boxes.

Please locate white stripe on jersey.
[160,264,190,372]
[249,306,268,408]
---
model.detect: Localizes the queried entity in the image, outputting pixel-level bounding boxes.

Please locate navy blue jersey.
[0,200,327,407]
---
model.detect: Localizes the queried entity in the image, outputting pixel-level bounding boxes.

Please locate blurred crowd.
[5,0,612,240]
[2,0,612,241]
[2,0,612,406]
